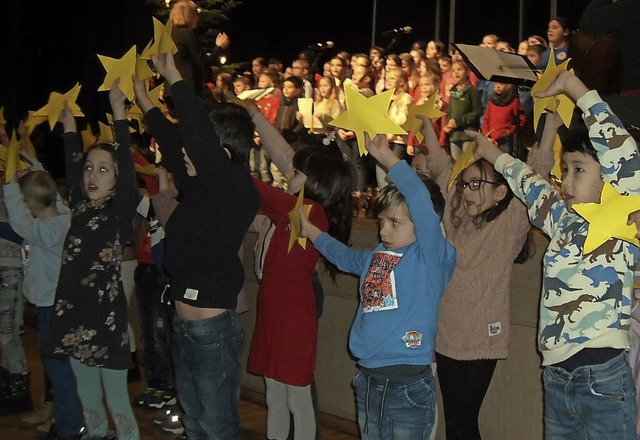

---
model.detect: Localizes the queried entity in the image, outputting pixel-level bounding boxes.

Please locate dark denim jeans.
[134,264,174,390]
[35,306,83,437]
[353,367,436,440]
[171,310,244,440]
[544,352,637,440]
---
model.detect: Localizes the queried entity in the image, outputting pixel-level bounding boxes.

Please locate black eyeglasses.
[456,179,500,192]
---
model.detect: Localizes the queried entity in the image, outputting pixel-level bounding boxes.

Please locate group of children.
[1,11,640,440]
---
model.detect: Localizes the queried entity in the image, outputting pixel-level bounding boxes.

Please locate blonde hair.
[171,1,198,28]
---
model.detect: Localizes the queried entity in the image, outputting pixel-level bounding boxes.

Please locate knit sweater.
[496,90,640,366]
[429,139,554,360]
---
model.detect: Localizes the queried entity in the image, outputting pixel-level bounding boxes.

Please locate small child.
[233,75,253,96]
[481,82,526,154]
[471,70,640,438]
[299,133,457,439]
[4,165,83,438]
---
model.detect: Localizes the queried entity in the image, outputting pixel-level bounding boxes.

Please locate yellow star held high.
[572,181,640,254]
[81,126,98,153]
[288,187,313,253]
[33,83,84,131]
[97,45,138,102]
[140,17,178,60]
[329,87,407,156]
[98,121,114,144]
[530,48,574,131]
[447,141,478,191]
[402,94,446,143]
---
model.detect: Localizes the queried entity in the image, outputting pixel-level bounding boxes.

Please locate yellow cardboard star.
[136,58,155,83]
[24,111,47,138]
[551,134,563,182]
[531,48,574,131]
[33,83,84,130]
[573,182,640,254]
[148,84,166,111]
[140,17,178,60]
[127,103,145,134]
[0,141,30,172]
[402,94,446,143]
[97,45,138,102]
[288,187,313,253]
[98,121,114,143]
[447,141,478,190]
[329,87,407,156]
[81,126,98,153]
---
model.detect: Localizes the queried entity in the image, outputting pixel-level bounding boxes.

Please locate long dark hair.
[293,147,353,278]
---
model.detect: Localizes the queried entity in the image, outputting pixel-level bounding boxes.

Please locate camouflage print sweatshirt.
[494,90,640,366]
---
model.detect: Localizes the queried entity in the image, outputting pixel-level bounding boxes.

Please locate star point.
[288,187,313,253]
[531,48,575,132]
[402,94,446,143]
[97,45,138,102]
[447,141,478,190]
[33,83,84,131]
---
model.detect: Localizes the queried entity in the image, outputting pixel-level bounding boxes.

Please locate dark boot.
[0,372,33,415]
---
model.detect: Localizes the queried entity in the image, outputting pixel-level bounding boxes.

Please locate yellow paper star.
[97,45,138,102]
[447,141,478,190]
[402,94,446,143]
[573,182,640,254]
[140,17,178,60]
[329,87,407,156]
[24,111,47,138]
[288,187,313,253]
[136,58,155,83]
[33,83,85,130]
[148,84,166,111]
[0,139,29,173]
[127,103,145,134]
[81,126,98,153]
[98,121,114,143]
[531,48,574,131]
[551,134,563,182]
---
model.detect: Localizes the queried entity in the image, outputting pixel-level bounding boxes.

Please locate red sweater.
[481,98,526,141]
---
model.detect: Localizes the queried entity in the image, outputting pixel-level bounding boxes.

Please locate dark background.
[0,0,591,131]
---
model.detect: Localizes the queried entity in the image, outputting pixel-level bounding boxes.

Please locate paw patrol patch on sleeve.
[402,330,423,349]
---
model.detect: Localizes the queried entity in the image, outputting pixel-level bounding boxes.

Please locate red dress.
[248,179,329,386]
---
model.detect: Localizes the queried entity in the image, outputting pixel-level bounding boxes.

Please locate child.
[470,70,640,438]
[420,111,556,439]
[443,61,483,159]
[47,80,139,439]
[246,102,353,440]
[481,82,526,154]
[233,75,253,96]
[4,163,84,438]
[299,133,456,440]
[539,17,571,68]
[134,52,260,439]
[272,75,305,189]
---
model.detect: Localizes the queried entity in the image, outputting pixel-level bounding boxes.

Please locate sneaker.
[134,387,158,407]
[136,388,177,409]
[22,398,54,428]
[155,408,185,435]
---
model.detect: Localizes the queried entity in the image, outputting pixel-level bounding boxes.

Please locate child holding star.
[298,132,456,439]
[469,70,640,439]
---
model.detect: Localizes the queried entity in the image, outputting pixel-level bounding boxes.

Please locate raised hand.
[151,52,182,85]
[534,70,589,102]
[464,129,503,165]
[58,102,77,133]
[364,132,398,171]
[215,32,230,51]
[298,205,321,242]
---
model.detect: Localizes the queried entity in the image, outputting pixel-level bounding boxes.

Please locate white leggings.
[265,377,316,440]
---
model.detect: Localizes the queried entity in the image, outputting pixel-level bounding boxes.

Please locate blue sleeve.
[0,222,23,245]
[314,233,373,276]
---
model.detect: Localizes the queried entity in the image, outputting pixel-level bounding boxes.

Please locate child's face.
[251,59,264,76]
[323,62,331,77]
[458,164,504,217]
[438,59,451,72]
[282,81,301,99]
[450,50,463,62]
[494,82,507,95]
[83,149,116,202]
[379,203,416,251]
[527,49,540,66]
[480,36,496,49]
[426,41,439,59]
[518,41,529,55]
[561,151,603,213]
[547,19,569,46]
[370,48,381,61]
[385,70,401,90]
[451,63,469,85]
[329,59,344,78]
[233,81,248,95]
[258,75,273,89]
[419,77,436,98]
[318,78,332,98]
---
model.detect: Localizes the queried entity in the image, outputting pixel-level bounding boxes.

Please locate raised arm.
[59,103,84,209]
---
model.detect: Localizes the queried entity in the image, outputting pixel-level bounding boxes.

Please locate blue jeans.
[171,310,244,440]
[0,267,26,374]
[35,306,83,437]
[134,264,174,390]
[353,367,436,440]
[544,352,638,440]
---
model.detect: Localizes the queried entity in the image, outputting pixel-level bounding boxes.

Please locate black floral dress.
[47,121,137,369]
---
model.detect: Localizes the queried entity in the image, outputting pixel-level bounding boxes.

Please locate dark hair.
[284,75,303,90]
[375,176,445,222]
[449,159,513,227]
[19,170,58,209]
[207,103,255,165]
[558,113,597,162]
[216,72,233,91]
[293,147,353,278]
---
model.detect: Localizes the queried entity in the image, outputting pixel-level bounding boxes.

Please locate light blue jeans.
[171,310,244,440]
[543,352,637,440]
[0,267,26,374]
[353,367,436,440]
